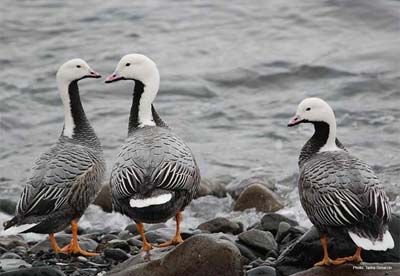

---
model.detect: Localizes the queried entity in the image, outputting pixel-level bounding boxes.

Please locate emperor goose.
[4,59,105,256]
[288,97,393,266]
[105,54,200,255]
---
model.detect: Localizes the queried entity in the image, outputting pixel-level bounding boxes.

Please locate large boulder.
[107,234,243,276]
[226,175,275,200]
[275,214,400,276]
[291,262,400,276]
[234,184,283,213]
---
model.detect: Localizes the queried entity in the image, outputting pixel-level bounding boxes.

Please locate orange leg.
[49,233,61,253]
[158,211,184,247]
[334,247,363,263]
[137,222,153,253]
[314,236,347,266]
[60,220,98,256]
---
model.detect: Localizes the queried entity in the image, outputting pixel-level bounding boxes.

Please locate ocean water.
[1,0,399,226]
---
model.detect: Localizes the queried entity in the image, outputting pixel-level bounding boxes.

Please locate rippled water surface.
[1,1,399,212]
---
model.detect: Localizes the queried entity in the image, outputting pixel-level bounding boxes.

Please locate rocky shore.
[0,178,399,276]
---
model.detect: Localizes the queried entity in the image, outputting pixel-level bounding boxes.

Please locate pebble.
[1,252,22,259]
[275,221,291,242]
[238,229,278,253]
[107,239,131,252]
[197,217,243,235]
[124,223,139,235]
[104,248,129,261]
[118,230,132,240]
[127,238,143,248]
[0,259,32,272]
[260,213,298,234]
[77,256,88,263]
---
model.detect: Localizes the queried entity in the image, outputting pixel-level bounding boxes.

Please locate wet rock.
[118,230,132,240]
[234,184,283,213]
[100,234,119,244]
[106,239,131,252]
[197,217,242,235]
[0,236,28,249]
[195,178,226,198]
[104,248,129,261]
[247,266,276,276]
[234,241,258,261]
[238,229,277,254]
[124,223,139,235]
[0,252,21,259]
[0,199,17,215]
[261,213,298,234]
[147,223,168,231]
[30,234,98,253]
[291,262,400,276]
[127,238,143,248]
[226,175,276,200]
[0,266,66,275]
[93,182,112,212]
[76,256,88,263]
[107,234,243,276]
[0,259,31,271]
[275,222,291,242]
[181,229,202,239]
[144,228,175,243]
[276,214,400,275]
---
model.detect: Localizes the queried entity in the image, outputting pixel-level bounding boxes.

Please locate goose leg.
[49,233,62,253]
[314,236,347,266]
[158,211,184,247]
[333,247,363,263]
[60,220,98,256]
[137,222,153,253]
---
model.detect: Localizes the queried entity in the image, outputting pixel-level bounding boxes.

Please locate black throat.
[299,121,344,166]
[66,81,99,146]
[128,80,167,134]
[128,80,146,133]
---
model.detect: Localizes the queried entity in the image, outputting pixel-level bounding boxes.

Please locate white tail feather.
[3,223,38,235]
[349,230,394,251]
[130,193,172,208]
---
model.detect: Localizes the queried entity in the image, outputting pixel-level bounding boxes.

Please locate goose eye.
[306,107,311,111]
[125,63,130,67]
[76,65,81,68]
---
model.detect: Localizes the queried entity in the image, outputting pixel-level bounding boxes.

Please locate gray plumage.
[111,125,200,223]
[4,76,105,234]
[299,149,391,241]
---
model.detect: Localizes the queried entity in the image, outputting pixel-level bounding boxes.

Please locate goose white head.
[56,58,101,84]
[288,97,340,151]
[105,54,160,127]
[56,59,101,138]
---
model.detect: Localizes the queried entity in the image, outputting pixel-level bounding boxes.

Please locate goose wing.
[17,143,96,216]
[300,152,390,227]
[111,128,200,199]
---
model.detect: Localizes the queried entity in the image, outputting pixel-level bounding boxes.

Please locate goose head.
[288,97,335,127]
[105,54,159,86]
[56,58,100,84]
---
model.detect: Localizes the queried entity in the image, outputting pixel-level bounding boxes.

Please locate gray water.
[1,0,399,212]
